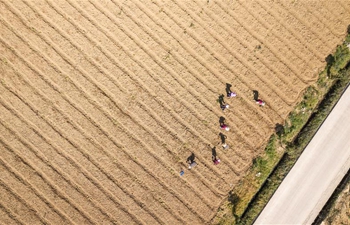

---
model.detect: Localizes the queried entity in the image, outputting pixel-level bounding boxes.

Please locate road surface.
[254,86,350,225]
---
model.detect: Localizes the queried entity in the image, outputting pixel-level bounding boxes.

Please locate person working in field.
[256,99,265,106]
[220,103,229,111]
[225,83,237,98]
[227,91,237,98]
[219,116,230,131]
[213,157,220,165]
[187,153,197,169]
[211,147,220,165]
[220,123,230,131]
[219,132,229,150]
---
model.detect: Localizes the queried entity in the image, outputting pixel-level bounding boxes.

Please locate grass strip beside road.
[213,33,350,225]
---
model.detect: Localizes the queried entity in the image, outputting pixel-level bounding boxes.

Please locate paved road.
[254,86,350,225]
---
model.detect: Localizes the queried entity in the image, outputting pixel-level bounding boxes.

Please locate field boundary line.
[172,0,294,108]
[214,0,313,85]
[0,157,72,224]
[0,200,26,225]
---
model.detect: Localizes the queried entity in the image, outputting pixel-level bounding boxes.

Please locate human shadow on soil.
[219,132,227,144]
[187,153,195,164]
[218,94,225,105]
[253,90,259,101]
[226,83,232,96]
[212,146,217,158]
[219,116,226,126]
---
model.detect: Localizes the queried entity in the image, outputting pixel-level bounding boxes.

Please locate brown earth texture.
[322,182,350,225]
[1,0,350,224]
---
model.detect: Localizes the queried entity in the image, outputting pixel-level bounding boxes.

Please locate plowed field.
[0,0,349,224]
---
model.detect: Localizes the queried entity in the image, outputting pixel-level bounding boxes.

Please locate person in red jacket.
[220,123,230,131]
[256,99,265,106]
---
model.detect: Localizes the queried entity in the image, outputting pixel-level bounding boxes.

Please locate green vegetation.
[213,33,350,225]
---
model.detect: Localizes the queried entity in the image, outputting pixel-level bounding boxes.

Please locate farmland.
[0,0,350,224]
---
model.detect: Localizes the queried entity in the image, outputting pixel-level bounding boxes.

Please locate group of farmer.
[184,84,265,174]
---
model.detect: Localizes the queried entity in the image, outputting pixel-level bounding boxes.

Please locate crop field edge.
[212,32,350,225]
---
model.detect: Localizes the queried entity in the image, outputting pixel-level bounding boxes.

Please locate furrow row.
[117,0,269,140]
[0,11,164,223]
[111,0,268,164]
[3,58,191,225]
[65,0,256,153]
[160,0,287,118]
[77,0,252,172]
[2,77,168,224]
[278,1,338,48]
[0,93,133,225]
[172,0,294,109]
[254,1,327,60]
[200,0,306,89]
[212,0,313,85]
[0,200,22,225]
[338,0,350,13]
[0,23,213,224]
[0,83,148,225]
[322,1,350,31]
[26,0,226,197]
[0,180,37,225]
[133,0,277,126]
[0,118,105,225]
[53,0,250,179]
[233,0,322,68]
[298,2,344,37]
[23,0,235,200]
[0,156,73,224]
[262,0,332,53]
